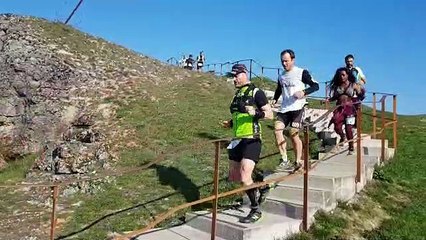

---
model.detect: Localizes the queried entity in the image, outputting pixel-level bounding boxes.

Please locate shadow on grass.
[56,174,226,240]
[152,164,212,210]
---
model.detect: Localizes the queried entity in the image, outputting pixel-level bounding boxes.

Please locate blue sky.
[1,0,425,115]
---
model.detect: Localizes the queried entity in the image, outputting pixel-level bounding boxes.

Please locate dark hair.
[345,54,354,61]
[280,49,295,59]
[329,67,356,91]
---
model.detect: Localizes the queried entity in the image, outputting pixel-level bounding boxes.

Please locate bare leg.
[274,121,287,159]
[290,130,303,163]
[240,159,258,209]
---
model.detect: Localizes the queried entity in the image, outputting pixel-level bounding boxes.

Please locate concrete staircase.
[135,108,394,240]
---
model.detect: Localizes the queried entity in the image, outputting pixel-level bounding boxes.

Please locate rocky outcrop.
[32,113,110,174]
[0,14,171,177]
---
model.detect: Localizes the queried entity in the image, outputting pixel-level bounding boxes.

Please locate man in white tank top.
[272,49,319,172]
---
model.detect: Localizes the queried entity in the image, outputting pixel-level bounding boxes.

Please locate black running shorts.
[276,109,304,129]
[228,138,262,163]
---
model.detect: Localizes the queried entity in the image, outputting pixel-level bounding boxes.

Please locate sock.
[246,188,259,210]
[259,184,270,194]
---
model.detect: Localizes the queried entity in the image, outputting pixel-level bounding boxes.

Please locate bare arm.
[260,104,273,120]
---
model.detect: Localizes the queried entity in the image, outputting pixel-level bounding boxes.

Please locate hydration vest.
[229,84,261,138]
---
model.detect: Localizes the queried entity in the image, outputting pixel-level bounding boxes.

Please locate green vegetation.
[251,76,277,91]
[0,154,36,183]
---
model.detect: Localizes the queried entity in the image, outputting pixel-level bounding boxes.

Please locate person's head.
[345,54,355,69]
[189,54,193,58]
[230,64,249,88]
[280,49,296,71]
[331,67,356,88]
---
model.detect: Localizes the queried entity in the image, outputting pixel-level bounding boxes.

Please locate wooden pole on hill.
[210,142,220,240]
[50,185,59,240]
[356,107,362,183]
[302,126,309,231]
[65,0,84,24]
[249,59,253,81]
[381,98,386,162]
[393,95,397,151]
[373,93,377,138]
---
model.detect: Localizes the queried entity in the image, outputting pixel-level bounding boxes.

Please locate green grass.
[0,154,36,183]
[251,76,277,91]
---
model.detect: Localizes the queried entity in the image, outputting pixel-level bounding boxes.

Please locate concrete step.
[135,225,227,240]
[276,155,364,201]
[363,147,395,160]
[274,174,356,201]
[261,196,321,220]
[267,185,336,212]
[186,207,301,240]
[314,153,379,187]
[362,139,388,148]
[323,154,380,168]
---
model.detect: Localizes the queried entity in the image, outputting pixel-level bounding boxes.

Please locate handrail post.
[393,95,397,151]
[381,98,386,162]
[211,141,220,240]
[50,185,59,240]
[325,82,329,110]
[249,59,253,81]
[302,125,309,231]
[356,107,362,183]
[373,93,377,138]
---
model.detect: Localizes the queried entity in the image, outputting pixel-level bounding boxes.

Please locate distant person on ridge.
[345,54,366,85]
[196,51,205,72]
[179,54,187,68]
[184,54,195,70]
[271,49,319,172]
[328,67,365,155]
[222,64,273,223]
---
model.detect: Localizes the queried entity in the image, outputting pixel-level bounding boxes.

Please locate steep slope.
[0,14,199,175]
[0,14,241,240]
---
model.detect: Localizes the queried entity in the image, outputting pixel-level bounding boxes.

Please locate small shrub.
[373,166,391,182]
